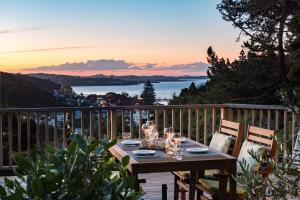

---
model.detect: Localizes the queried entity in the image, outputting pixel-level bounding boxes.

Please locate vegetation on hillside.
[0,72,64,108]
[170,0,300,106]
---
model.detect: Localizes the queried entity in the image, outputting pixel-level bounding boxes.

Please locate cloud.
[0,46,100,54]
[25,59,209,72]
[0,26,47,35]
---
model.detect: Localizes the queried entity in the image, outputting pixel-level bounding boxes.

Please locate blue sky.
[0,0,242,75]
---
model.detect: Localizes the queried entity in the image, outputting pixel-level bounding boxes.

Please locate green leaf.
[31,177,43,198]
[121,156,130,167]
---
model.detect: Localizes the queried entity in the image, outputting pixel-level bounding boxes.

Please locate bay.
[72,79,208,100]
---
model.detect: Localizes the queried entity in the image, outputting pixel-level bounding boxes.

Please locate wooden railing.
[0,104,298,171]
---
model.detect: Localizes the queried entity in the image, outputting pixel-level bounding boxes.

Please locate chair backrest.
[219,119,243,157]
[246,126,276,159]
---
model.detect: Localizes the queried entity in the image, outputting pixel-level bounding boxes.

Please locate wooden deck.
[140,172,174,200]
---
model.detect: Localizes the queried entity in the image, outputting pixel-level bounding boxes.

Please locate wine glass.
[173,132,182,144]
[122,132,132,140]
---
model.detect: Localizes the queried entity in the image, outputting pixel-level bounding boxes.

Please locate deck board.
[140,172,174,200]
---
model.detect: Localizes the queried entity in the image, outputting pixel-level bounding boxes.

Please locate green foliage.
[0,135,142,200]
[237,134,300,200]
[140,81,157,105]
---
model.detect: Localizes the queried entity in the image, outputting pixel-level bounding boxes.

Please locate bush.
[0,135,142,199]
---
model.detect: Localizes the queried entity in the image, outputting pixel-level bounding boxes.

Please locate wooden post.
[204,108,208,145]
[80,111,84,135]
[147,110,150,121]
[0,113,2,168]
[8,113,12,167]
[221,107,228,120]
[179,109,183,135]
[283,110,287,161]
[71,111,74,133]
[27,113,30,153]
[228,108,233,120]
[196,108,200,142]
[267,110,271,129]
[36,112,40,148]
[259,110,263,128]
[188,108,192,139]
[110,110,117,139]
[237,109,241,122]
[163,109,167,128]
[121,110,125,133]
[292,112,295,151]
[251,109,256,125]
[130,109,134,134]
[63,112,66,148]
[172,109,175,131]
[139,109,142,139]
[243,109,248,138]
[212,107,216,135]
[54,112,58,147]
[17,113,21,152]
[107,110,111,138]
[89,111,93,138]
[45,112,49,145]
[155,109,159,127]
[98,110,102,139]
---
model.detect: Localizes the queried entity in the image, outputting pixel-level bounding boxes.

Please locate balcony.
[0,103,298,199]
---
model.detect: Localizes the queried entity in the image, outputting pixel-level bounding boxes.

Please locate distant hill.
[29,73,207,86]
[0,72,62,108]
[29,73,138,86]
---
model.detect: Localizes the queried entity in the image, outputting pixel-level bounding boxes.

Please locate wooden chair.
[196,125,276,200]
[173,119,243,200]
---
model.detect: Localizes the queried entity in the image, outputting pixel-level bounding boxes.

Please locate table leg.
[132,171,140,191]
[189,169,197,200]
[229,165,237,200]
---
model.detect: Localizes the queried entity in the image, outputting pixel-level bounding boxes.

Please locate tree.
[217,0,297,83]
[140,81,157,105]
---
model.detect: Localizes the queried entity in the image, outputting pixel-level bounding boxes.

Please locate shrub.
[0,135,142,200]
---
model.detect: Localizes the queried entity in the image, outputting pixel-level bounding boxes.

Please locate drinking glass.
[174,147,183,160]
[122,132,132,140]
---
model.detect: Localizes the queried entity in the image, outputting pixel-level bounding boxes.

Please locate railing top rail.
[225,103,289,111]
[0,103,290,113]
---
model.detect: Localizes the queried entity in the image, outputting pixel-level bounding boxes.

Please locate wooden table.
[109,138,237,200]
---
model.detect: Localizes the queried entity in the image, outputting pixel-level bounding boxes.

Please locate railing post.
[283,110,287,161]
[221,107,228,120]
[228,108,233,120]
[110,110,117,139]
[163,109,167,128]
[17,113,21,152]
[107,110,111,138]
[212,107,216,134]
[89,111,93,138]
[267,110,271,129]
[237,109,241,122]
[204,108,208,145]
[251,109,256,125]
[130,109,134,134]
[188,108,192,139]
[155,109,159,128]
[54,112,58,147]
[292,112,296,150]
[27,113,30,153]
[172,109,175,131]
[98,110,102,139]
[45,112,49,146]
[80,111,84,135]
[0,113,2,168]
[121,110,125,133]
[8,112,12,167]
[36,112,40,148]
[259,110,263,127]
[243,109,248,138]
[138,109,142,139]
[179,109,183,135]
[196,108,199,142]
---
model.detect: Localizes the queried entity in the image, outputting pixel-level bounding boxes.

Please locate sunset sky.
[0,0,242,76]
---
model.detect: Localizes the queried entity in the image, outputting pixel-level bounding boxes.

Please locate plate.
[132,150,156,156]
[180,138,187,143]
[121,140,141,146]
[185,147,208,153]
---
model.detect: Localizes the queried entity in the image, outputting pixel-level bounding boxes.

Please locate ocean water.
[72,79,208,100]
